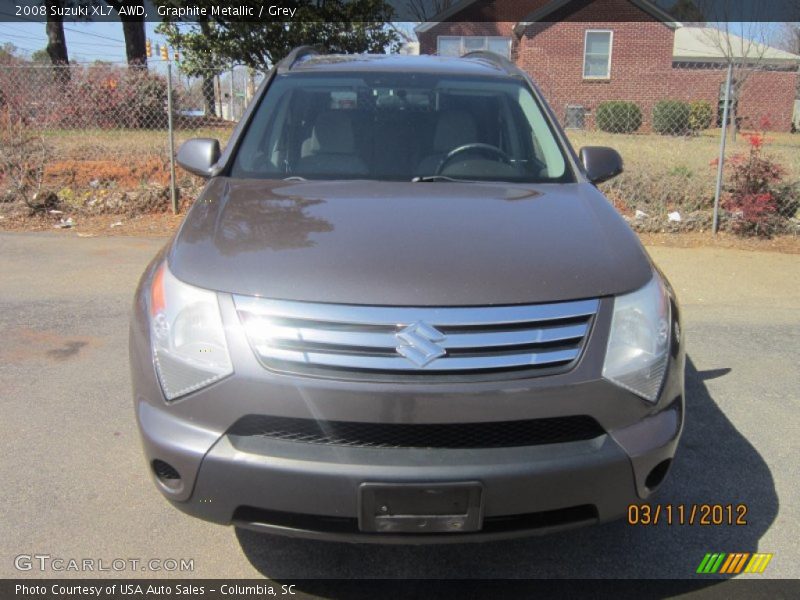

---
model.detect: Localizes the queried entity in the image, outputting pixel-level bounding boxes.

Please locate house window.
[583,30,613,79]
[437,36,512,59]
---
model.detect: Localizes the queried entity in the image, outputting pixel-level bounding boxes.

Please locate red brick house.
[415,0,800,132]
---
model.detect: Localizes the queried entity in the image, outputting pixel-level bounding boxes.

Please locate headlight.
[602,274,671,402]
[149,262,233,400]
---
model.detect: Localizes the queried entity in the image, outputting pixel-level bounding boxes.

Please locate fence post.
[166,62,178,215]
[215,74,222,117]
[229,67,235,120]
[712,61,733,236]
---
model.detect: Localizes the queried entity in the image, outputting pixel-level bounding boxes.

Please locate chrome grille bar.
[238,320,589,350]
[233,296,598,378]
[234,296,598,326]
[254,346,582,371]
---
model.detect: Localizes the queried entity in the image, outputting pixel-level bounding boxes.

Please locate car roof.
[290,53,518,78]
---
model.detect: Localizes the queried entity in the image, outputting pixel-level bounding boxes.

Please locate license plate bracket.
[359,482,484,534]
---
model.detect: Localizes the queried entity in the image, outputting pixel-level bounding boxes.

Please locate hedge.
[688,100,714,132]
[653,100,691,135]
[595,101,642,133]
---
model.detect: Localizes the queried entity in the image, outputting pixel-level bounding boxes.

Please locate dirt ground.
[1,209,798,254]
[637,231,800,254]
[44,157,172,189]
[0,209,185,237]
[1,231,799,579]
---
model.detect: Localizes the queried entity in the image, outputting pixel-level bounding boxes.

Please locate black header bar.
[1,0,798,23]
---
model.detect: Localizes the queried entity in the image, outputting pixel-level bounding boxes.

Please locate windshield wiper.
[411,175,477,183]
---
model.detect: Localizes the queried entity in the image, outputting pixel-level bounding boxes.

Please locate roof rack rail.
[277,46,323,73]
[461,50,518,75]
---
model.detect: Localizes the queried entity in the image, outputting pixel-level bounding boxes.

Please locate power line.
[0,29,44,43]
[66,41,127,49]
[0,23,41,36]
[63,26,126,45]
[0,27,127,50]
[0,11,126,45]
[0,23,125,46]
[1,44,37,54]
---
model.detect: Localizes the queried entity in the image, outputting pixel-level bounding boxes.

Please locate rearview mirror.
[579,146,623,184]
[176,138,221,178]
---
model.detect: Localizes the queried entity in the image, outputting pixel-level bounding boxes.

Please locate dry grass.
[566,129,800,182]
[39,125,799,184]
[3,124,796,236]
[41,126,236,161]
[565,128,800,233]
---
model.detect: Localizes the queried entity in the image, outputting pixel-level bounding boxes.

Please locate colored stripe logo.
[696,552,773,574]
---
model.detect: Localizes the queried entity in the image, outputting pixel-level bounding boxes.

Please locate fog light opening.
[645,459,672,491]
[152,459,182,491]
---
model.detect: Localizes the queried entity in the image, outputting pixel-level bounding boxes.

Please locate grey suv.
[130,48,684,542]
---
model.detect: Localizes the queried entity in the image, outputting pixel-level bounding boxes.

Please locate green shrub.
[652,100,691,135]
[688,100,713,132]
[595,101,642,133]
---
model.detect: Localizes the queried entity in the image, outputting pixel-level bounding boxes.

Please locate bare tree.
[772,23,800,55]
[701,22,776,139]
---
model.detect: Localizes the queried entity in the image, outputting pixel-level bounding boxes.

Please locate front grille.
[228,415,605,449]
[232,505,599,535]
[233,296,598,381]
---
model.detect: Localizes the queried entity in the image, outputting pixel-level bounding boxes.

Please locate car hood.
[168,178,652,306]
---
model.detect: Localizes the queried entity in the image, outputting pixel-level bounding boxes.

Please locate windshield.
[230,72,573,183]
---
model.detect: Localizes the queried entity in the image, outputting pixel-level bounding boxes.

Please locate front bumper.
[130,263,685,543]
[139,397,681,543]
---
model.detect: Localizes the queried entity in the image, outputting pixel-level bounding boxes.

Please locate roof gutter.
[513,0,683,37]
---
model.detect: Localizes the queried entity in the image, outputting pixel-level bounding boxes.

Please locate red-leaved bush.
[720,132,786,236]
[0,64,168,130]
[58,65,168,129]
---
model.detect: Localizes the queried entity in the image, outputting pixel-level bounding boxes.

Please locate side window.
[583,30,613,79]
[235,87,292,175]
[516,88,566,179]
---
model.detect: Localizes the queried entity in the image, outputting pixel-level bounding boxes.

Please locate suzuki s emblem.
[396,321,447,367]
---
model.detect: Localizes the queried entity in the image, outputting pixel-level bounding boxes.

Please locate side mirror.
[176,138,221,178]
[579,146,623,184]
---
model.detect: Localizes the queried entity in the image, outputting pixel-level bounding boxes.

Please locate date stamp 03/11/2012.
[627,504,749,526]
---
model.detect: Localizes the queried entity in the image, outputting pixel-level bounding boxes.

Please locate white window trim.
[437,35,512,59]
[583,29,613,80]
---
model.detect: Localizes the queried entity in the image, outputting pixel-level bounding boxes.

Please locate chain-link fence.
[1,58,798,236]
[542,61,800,236]
[0,61,249,220]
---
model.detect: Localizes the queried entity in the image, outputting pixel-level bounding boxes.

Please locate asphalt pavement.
[1,231,798,585]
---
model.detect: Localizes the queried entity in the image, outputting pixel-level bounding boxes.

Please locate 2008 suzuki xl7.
[130,48,684,543]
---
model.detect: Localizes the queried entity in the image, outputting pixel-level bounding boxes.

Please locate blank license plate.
[359,482,484,534]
